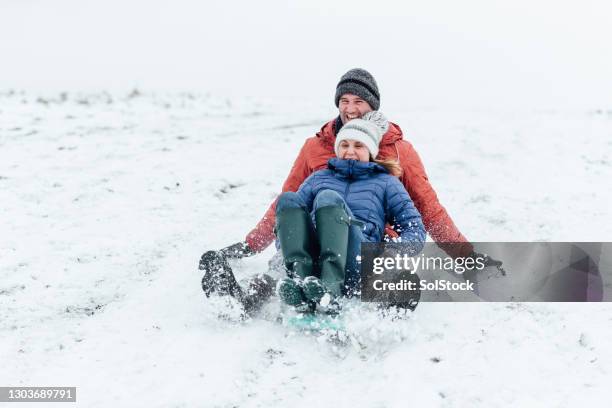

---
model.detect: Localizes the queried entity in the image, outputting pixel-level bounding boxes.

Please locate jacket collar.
[327,158,388,179]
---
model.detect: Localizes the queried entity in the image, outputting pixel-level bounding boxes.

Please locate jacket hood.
[327,158,388,179]
[316,117,404,150]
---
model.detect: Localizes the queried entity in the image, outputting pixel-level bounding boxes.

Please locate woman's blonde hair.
[373,157,402,177]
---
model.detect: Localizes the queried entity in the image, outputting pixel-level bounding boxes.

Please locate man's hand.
[220,241,255,259]
[469,251,506,275]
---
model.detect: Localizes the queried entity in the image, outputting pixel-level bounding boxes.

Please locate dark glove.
[220,241,255,259]
[469,251,506,275]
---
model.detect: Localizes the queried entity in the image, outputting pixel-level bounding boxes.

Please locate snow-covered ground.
[1,90,612,407]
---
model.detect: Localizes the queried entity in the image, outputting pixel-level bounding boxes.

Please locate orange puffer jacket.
[245,118,473,258]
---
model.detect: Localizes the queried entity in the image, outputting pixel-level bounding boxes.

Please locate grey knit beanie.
[334,68,380,110]
[335,111,389,159]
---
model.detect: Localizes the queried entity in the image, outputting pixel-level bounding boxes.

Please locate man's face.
[338,94,373,124]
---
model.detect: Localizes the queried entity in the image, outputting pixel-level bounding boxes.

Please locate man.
[200,68,499,312]
[247,68,472,257]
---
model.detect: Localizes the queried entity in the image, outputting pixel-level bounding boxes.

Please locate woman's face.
[337,139,370,162]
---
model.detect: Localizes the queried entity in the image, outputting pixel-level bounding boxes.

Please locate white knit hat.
[334,111,389,159]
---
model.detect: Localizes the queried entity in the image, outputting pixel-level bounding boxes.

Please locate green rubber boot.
[276,277,305,306]
[303,274,341,315]
[276,207,317,279]
[314,205,350,298]
[302,276,326,303]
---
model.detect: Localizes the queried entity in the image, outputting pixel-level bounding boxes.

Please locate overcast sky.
[1,0,611,109]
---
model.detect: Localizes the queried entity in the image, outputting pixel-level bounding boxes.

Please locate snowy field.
[1,90,612,407]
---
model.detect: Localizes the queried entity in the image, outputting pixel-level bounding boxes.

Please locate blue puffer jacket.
[297,158,426,249]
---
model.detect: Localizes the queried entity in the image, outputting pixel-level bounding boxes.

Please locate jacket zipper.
[344,160,354,201]
[344,178,351,198]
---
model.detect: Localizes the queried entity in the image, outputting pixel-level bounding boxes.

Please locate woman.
[275,112,426,313]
